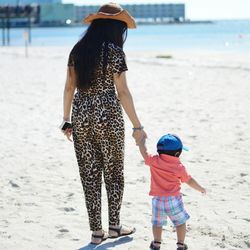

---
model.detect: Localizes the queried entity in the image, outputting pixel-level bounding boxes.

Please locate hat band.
[98,10,123,16]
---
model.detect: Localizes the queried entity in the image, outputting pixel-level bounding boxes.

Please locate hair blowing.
[70,19,127,90]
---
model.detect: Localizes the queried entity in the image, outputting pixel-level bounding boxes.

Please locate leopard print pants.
[71,90,125,231]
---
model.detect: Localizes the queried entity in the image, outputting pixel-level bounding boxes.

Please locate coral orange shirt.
[145,154,191,196]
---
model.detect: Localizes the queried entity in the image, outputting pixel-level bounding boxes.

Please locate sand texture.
[0,46,250,249]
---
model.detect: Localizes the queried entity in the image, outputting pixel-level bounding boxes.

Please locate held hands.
[132,129,147,146]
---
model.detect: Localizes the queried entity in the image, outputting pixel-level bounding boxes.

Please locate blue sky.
[62,0,250,20]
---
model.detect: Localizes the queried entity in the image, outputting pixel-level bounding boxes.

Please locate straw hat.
[83,2,136,29]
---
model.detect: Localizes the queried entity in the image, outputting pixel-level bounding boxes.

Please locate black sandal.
[108,225,136,239]
[91,233,108,245]
[150,241,161,250]
[177,242,188,250]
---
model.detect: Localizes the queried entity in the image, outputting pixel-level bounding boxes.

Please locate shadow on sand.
[78,236,134,250]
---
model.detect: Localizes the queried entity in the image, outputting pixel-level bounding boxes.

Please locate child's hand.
[200,187,206,195]
[133,130,147,146]
[186,178,206,195]
[138,135,146,146]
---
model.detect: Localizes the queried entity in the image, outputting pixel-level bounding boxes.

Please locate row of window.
[76,5,185,20]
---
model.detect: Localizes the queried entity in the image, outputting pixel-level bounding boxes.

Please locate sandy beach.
[0,46,250,249]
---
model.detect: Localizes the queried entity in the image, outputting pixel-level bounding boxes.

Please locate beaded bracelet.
[132,126,144,131]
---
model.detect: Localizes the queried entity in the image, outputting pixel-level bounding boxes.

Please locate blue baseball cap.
[157,134,189,152]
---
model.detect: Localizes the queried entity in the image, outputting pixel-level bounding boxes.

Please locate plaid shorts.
[151,196,190,227]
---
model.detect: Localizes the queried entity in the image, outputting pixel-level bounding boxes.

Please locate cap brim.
[182,146,189,151]
[83,10,136,29]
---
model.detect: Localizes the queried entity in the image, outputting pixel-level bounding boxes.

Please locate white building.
[76,4,185,23]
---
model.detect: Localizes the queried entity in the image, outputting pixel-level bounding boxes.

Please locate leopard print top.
[67,42,128,96]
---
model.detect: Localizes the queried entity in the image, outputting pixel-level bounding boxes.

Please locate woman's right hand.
[64,128,73,142]
[132,129,147,145]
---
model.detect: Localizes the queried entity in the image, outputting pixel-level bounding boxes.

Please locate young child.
[137,133,206,250]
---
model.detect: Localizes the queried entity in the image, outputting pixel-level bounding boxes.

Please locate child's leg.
[151,197,167,249]
[152,225,162,246]
[176,223,186,244]
[166,196,189,249]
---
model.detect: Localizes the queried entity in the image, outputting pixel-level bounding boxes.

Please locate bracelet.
[132,126,144,131]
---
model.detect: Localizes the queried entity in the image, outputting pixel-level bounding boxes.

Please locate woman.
[61,3,146,244]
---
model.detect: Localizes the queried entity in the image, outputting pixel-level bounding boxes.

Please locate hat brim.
[83,10,136,29]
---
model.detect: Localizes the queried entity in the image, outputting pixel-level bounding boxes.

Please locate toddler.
[137,134,206,250]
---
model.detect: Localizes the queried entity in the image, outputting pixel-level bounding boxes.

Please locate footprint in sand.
[123,201,132,206]
[240,173,248,177]
[0,220,9,228]
[24,202,38,207]
[0,231,11,239]
[59,228,69,233]
[24,220,37,224]
[9,180,20,188]
[56,229,70,238]
[58,207,75,212]
[136,177,147,183]
[66,193,74,199]
[244,241,250,248]
[237,180,246,184]
[242,218,250,222]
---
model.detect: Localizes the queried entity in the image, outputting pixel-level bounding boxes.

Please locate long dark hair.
[70,19,127,90]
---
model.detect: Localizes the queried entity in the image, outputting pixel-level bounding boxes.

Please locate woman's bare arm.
[114,72,141,127]
[114,72,146,143]
[63,66,76,121]
[61,66,76,141]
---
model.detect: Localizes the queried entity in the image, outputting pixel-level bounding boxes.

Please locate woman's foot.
[150,240,161,250]
[91,230,109,245]
[176,242,188,250]
[108,225,136,238]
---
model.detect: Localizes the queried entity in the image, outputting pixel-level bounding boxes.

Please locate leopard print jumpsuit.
[68,42,128,231]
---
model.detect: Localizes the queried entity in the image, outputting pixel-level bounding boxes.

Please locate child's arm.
[186,177,206,194]
[137,136,149,160]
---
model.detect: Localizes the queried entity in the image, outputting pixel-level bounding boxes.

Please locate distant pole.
[1,18,6,46]
[23,30,28,58]
[5,6,10,46]
[28,16,31,44]
[7,16,10,46]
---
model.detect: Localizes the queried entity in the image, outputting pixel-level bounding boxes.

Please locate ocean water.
[2,20,250,52]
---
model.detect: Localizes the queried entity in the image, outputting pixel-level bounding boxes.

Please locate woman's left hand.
[132,129,147,145]
[64,128,73,142]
